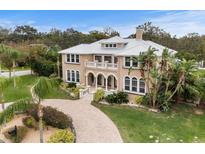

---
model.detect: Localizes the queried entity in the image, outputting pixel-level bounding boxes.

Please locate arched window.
[76,71,80,82]
[67,70,70,81]
[124,77,130,91]
[139,79,145,93]
[132,77,138,92]
[71,70,75,81]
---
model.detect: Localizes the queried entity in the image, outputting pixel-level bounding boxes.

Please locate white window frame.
[105,43,117,48]
[124,76,130,91]
[65,54,80,64]
[123,56,139,68]
[66,69,80,83]
[123,76,146,95]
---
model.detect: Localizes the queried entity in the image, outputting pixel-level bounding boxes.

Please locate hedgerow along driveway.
[42,94,123,143]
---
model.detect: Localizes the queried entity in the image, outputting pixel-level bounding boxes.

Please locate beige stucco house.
[59,29,176,100]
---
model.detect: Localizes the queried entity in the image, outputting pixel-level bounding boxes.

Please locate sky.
[0,10,205,37]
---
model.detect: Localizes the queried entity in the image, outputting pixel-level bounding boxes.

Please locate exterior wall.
[117,56,142,91]
[62,53,144,98]
[62,54,93,85]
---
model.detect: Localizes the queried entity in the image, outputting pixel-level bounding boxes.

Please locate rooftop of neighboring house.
[59,28,177,56]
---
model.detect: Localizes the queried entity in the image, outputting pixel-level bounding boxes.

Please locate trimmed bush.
[134,96,143,105]
[93,89,105,103]
[48,129,75,143]
[22,116,37,129]
[4,126,28,143]
[42,106,72,129]
[26,103,39,121]
[67,82,76,88]
[105,91,129,104]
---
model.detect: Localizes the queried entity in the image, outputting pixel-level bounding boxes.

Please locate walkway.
[42,93,123,143]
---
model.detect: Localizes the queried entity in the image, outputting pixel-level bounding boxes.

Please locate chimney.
[136,28,143,40]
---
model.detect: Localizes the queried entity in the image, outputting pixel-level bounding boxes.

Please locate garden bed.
[0,114,58,143]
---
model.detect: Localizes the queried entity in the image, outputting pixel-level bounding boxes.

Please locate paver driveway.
[42,94,123,143]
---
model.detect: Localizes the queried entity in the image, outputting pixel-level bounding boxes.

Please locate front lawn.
[94,103,205,143]
[2,75,70,102]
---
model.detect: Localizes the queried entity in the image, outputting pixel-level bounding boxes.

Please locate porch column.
[85,75,88,87]
[111,76,115,89]
[105,77,108,91]
[95,76,98,89]
[112,55,114,64]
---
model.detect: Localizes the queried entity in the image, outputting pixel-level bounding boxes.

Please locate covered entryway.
[97,74,106,88]
[107,75,117,90]
[87,72,95,86]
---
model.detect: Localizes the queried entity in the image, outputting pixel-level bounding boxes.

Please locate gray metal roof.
[59,36,177,56]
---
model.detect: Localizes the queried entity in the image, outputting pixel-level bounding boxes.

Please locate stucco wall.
[62,54,143,93]
[62,54,93,85]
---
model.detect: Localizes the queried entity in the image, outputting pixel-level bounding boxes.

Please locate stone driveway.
[42,94,123,143]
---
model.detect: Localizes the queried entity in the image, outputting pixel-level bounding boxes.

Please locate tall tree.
[31,77,54,143]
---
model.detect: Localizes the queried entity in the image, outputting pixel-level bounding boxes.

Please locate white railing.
[85,61,118,70]
[79,87,90,98]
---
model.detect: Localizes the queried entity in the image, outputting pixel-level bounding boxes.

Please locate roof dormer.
[100,36,128,49]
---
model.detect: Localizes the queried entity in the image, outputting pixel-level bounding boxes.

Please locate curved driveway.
[42,94,123,143]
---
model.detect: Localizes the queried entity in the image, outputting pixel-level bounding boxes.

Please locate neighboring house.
[59,29,176,100]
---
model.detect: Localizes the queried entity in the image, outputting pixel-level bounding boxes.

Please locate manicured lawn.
[94,103,205,143]
[2,75,70,102]
[1,65,31,71]
[195,69,205,78]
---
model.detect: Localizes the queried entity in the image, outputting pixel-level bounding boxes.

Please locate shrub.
[26,103,39,121]
[48,129,75,143]
[93,89,105,103]
[105,91,128,104]
[134,96,143,105]
[4,126,28,143]
[67,82,76,88]
[22,116,37,129]
[42,106,72,129]
[0,99,33,125]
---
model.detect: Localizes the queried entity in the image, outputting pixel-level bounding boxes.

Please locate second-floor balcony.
[85,61,118,70]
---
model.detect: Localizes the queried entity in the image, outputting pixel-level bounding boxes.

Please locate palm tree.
[0,44,20,87]
[0,77,10,110]
[31,77,54,143]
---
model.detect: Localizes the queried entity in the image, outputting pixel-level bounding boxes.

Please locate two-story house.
[59,29,176,100]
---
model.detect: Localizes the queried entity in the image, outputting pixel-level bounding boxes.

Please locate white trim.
[65,54,80,64]
[66,69,80,83]
[123,75,146,95]
[123,56,139,69]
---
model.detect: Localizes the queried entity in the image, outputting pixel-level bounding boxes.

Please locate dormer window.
[104,43,117,48]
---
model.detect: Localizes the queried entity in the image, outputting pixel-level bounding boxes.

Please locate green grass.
[94,103,205,143]
[1,65,31,71]
[2,75,69,102]
[195,69,205,78]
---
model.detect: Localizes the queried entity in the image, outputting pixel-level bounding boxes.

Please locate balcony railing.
[85,61,118,70]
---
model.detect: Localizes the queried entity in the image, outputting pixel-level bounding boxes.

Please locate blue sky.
[0,10,205,37]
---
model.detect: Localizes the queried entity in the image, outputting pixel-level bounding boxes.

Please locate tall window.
[125,57,131,67]
[132,77,138,92]
[76,71,80,82]
[67,70,70,81]
[139,79,145,93]
[71,54,75,62]
[125,77,130,91]
[132,58,138,67]
[67,54,70,62]
[72,70,75,81]
[76,55,79,63]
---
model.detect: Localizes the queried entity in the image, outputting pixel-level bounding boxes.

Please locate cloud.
[151,10,205,37]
